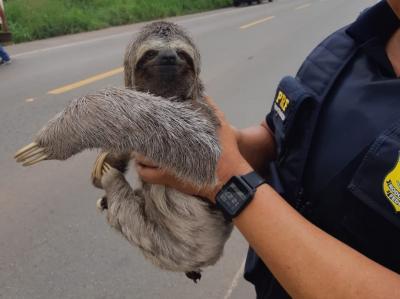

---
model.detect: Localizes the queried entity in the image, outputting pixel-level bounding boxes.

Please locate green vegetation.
[4,0,232,43]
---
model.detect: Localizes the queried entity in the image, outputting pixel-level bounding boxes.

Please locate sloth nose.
[159,49,178,64]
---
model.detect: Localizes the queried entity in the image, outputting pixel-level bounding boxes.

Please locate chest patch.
[383,152,400,213]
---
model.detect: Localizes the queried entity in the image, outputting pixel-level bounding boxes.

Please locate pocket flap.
[268,76,316,158]
[348,123,400,229]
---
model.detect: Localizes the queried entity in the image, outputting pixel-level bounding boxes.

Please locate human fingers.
[136,163,210,197]
[136,163,171,185]
[134,153,159,168]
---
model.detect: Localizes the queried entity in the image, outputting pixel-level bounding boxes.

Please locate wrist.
[207,160,253,203]
[214,170,266,221]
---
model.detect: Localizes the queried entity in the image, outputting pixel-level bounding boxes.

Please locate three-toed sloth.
[15,21,233,282]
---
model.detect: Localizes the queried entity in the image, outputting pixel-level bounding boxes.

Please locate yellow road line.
[48,67,124,95]
[240,16,275,30]
[295,3,311,10]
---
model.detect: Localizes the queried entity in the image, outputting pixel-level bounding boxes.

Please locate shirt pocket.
[348,121,400,230]
[340,122,400,272]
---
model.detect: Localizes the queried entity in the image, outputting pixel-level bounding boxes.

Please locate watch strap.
[215,171,266,221]
[242,171,266,190]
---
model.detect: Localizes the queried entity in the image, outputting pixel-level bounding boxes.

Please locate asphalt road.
[0,0,377,298]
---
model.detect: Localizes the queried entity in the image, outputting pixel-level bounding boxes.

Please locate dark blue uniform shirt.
[304,0,400,196]
[245,1,400,298]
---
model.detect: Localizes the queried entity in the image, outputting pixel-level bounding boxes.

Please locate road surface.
[0,0,377,298]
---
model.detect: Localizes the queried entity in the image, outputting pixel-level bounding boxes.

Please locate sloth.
[14,22,233,283]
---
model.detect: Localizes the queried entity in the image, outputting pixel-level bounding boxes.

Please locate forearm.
[235,121,276,173]
[136,97,400,298]
[233,164,400,299]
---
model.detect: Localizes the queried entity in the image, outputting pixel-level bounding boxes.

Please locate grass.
[4,0,232,43]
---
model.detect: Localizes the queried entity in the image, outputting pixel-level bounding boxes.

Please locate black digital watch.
[215,171,266,221]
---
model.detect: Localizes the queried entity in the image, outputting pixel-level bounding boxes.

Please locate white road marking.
[295,3,311,10]
[25,98,35,102]
[223,258,246,299]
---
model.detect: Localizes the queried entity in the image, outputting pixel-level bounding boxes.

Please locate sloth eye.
[143,50,158,60]
[176,50,194,69]
[136,50,159,70]
[176,50,190,60]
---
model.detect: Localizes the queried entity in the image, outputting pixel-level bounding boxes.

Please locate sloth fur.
[15,21,233,282]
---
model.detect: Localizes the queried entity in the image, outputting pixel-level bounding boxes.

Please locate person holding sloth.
[137,0,400,298]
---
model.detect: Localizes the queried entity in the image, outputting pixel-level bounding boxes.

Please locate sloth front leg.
[97,163,144,232]
[14,142,49,166]
[14,87,220,187]
[92,152,132,211]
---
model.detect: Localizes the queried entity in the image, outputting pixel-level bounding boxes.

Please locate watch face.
[217,177,253,216]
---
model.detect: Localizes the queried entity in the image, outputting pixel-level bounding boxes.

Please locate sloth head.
[124,21,203,101]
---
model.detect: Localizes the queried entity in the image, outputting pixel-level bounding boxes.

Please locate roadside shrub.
[3,0,232,43]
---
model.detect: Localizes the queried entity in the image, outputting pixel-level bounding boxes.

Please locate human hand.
[136,97,253,203]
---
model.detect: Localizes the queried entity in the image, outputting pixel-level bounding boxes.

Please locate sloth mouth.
[154,63,179,67]
[152,63,193,75]
[153,60,184,67]
[152,64,180,74]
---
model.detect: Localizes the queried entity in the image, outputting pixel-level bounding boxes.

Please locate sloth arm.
[14,87,220,186]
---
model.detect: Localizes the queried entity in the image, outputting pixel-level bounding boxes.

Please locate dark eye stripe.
[176,50,194,68]
[136,50,159,69]
[177,50,189,60]
[144,50,158,60]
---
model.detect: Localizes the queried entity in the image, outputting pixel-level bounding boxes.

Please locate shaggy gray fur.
[22,21,233,280]
[124,21,202,92]
[32,86,233,276]
[101,167,232,273]
[36,87,219,186]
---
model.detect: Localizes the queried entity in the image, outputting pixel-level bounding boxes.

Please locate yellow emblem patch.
[273,91,290,121]
[276,91,290,112]
[383,152,400,213]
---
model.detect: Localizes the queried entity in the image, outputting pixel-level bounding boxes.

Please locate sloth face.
[133,38,197,100]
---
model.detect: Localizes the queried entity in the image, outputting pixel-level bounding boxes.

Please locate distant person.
[0,0,11,65]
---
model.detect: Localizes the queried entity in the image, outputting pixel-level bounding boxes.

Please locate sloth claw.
[91,152,109,182]
[14,142,38,159]
[22,154,48,166]
[14,142,48,166]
